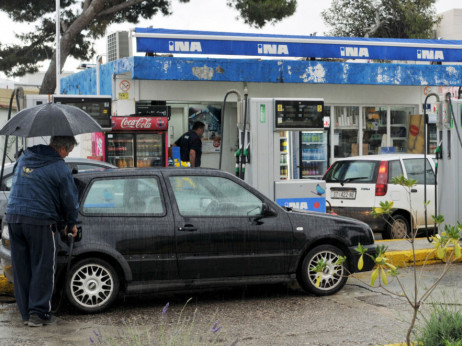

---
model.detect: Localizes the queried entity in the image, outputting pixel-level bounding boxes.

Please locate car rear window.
[324,160,378,183]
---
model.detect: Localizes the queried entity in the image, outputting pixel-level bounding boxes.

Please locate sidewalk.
[380,237,460,267]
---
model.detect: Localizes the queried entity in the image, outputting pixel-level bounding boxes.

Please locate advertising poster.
[407,114,425,153]
[188,104,222,153]
[91,132,105,159]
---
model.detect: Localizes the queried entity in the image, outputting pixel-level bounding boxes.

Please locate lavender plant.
[89,298,228,345]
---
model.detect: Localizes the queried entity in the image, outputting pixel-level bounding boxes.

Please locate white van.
[323,154,436,239]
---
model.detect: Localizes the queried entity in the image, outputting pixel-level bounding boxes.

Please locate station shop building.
[60,29,462,175]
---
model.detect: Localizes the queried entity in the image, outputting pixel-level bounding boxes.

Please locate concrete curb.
[385,248,441,267]
[382,242,462,268]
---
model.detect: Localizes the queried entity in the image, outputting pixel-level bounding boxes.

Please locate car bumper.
[348,243,376,273]
[330,207,387,232]
[0,244,13,283]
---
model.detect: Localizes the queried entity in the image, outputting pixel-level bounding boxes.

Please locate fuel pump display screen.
[274,99,324,130]
[53,96,112,128]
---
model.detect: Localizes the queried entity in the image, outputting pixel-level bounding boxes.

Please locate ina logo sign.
[168,41,202,52]
[340,47,370,58]
[417,50,444,60]
[257,43,289,55]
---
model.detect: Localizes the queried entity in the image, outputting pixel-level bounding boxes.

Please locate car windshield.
[324,160,378,183]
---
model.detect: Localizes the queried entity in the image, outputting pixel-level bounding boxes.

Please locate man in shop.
[174,121,205,167]
[6,136,79,327]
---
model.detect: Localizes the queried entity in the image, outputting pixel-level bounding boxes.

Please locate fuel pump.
[436,92,462,229]
[238,88,249,179]
[219,89,243,171]
[423,93,440,241]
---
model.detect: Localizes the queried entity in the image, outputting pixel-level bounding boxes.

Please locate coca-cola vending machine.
[92,114,169,168]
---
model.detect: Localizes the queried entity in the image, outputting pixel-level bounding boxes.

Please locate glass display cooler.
[279,131,290,180]
[299,130,328,179]
[91,116,169,168]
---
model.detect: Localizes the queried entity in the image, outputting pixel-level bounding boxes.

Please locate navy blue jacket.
[6,145,79,228]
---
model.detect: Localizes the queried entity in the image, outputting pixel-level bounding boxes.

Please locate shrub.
[417,304,462,346]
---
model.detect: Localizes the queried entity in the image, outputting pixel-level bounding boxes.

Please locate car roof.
[73,167,223,181]
[64,157,117,168]
[333,153,435,162]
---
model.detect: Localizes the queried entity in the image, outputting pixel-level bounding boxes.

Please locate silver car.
[0,157,116,227]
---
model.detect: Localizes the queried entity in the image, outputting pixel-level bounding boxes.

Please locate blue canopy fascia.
[135,28,462,63]
[59,56,462,97]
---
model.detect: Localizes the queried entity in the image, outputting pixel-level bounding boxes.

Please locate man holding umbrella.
[0,102,103,326]
[5,136,80,327]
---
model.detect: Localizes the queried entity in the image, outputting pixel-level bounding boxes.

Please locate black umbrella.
[0,103,103,137]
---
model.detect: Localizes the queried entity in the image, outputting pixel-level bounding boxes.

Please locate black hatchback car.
[0,168,376,313]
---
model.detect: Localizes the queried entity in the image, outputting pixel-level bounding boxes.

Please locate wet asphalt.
[0,236,460,345]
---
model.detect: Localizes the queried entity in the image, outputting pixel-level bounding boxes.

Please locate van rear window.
[324,161,378,183]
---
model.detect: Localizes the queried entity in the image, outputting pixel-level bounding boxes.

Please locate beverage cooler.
[92,116,169,168]
[299,130,328,179]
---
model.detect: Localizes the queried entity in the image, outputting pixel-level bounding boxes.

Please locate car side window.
[83,177,164,215]
[389,160,403,180]
[169,176,263,217]
[403,158,435,184]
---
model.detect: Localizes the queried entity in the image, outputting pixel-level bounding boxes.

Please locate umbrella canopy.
[0,103,103,137]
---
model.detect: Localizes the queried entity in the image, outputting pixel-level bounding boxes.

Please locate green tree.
[321,0,440,38]
[0,0,297,94]
[227,0,296,28]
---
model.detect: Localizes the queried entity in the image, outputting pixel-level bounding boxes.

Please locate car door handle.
[411,189,418,193]
[178,224,198,232]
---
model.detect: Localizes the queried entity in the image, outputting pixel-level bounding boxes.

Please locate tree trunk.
[39,52,58,95]
[39,35,74,95]
[39,0,107,94]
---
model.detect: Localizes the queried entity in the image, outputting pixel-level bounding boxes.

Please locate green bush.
[417,304,462,346]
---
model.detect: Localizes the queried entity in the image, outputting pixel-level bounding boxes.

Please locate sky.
[0,0,461,74]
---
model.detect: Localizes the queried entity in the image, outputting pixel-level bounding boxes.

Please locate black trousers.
[8,223,56,321]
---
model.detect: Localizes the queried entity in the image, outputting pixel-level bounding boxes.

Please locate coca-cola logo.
[120,117,153,129]
[156,118,166,128]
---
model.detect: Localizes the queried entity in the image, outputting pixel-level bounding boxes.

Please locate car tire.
[65,258,119,313]
[384,214,409,239]
[298,245,348,296]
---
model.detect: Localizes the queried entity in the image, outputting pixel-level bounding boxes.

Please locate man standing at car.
[174,121,205,167]
[6,136,79,327]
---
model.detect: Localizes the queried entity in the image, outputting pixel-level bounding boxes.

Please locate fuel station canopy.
[135,28,462,63]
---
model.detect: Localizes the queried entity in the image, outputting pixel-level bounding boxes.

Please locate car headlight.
[2,223,9,240]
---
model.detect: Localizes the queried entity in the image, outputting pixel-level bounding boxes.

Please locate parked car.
[0,157,116,227]
[323,154,436,239]
[0,167,375,313]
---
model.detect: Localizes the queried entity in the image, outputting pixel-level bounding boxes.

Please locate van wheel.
[384,215,409,239]
[297,245,348,296]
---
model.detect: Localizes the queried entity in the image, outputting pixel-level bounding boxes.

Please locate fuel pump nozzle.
[235,148,242,176]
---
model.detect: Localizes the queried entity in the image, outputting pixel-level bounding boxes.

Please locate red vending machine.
[92,115,169,168]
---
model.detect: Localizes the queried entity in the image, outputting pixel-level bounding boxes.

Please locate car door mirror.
[261,202,277,217]
[251,203,277,224]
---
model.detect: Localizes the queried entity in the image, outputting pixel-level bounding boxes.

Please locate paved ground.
[0,236,460,345]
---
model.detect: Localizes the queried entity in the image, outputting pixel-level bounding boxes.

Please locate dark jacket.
[174,130,202,167]
[6,145,79,228]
